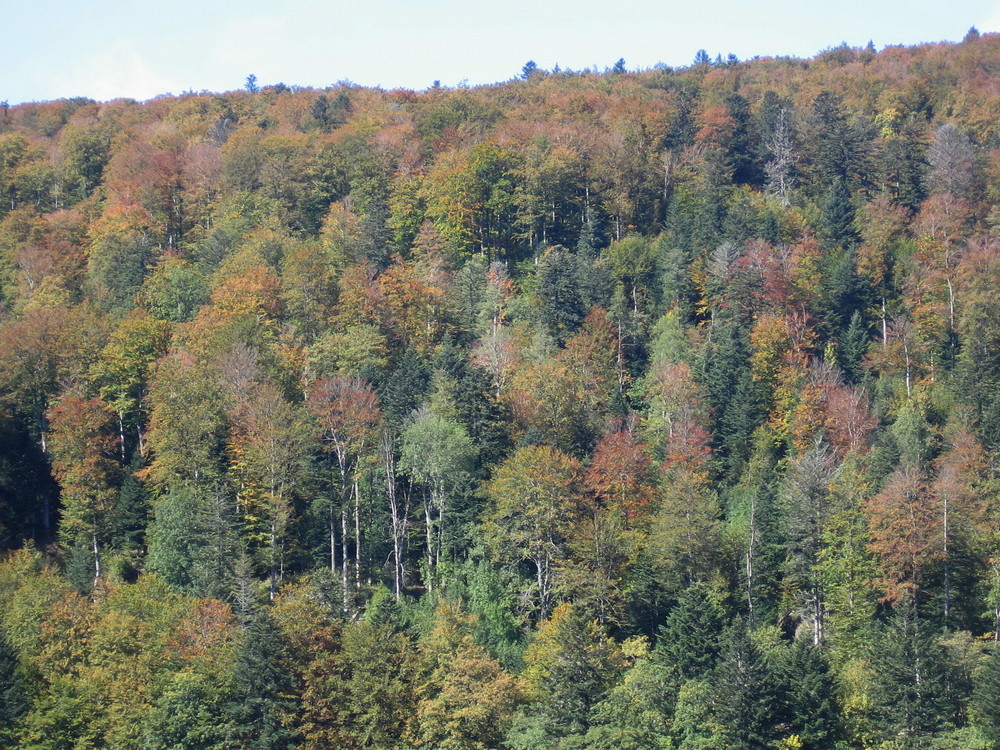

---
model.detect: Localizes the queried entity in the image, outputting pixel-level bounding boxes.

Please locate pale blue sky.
[3,0,1000,104]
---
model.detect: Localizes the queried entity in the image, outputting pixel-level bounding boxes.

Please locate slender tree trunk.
[434,485,444,578]
[117,412,126,462]
[904,339,912,397]
[389,479,402,597]
[382,431,404,598]
[881,294,888,350]
[536,554,551,620]
[269,518,277,601]
[943,495,950,621]
[746,492,757,629]
[424,488,434,593]
[812,576,823,645]
[329,497,337,574]
[354,474,361,590]
[946,276,955,341]
[342,495,350,610]
[329,463,339,574]
[37,406,48,455]
[92,532,102,583]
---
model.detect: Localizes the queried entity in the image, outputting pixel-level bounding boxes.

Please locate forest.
[3,30,1000,749]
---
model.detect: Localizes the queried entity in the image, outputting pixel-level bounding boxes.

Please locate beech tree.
[306,375,382,605]
[400,407,475,592]
[47,393,120,586]
[90,309,172,459]
[145,350,227,492]
[483,446,584,619]
[866,465,939,603]
[415,600,523,750]
[228,381,310,600]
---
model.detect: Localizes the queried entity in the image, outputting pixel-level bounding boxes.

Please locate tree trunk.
[745,492,757,629]
[382,431,404,598]
[342,496,350,610]
[269,518,277,601]
[117,411,126,462]
[434,484,444,578]
[943,495,950,621]
[881,294,888,350]
[536,554,551,620]
[92,532,102,583]
[329,495,337,574]
[354,474,361,590]
[812,575,823,645]
[424,489,434,593]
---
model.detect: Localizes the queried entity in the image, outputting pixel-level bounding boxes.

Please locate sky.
[3,0,1000,105]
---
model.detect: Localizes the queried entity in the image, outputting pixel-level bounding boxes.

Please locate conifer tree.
[712,622,788,749]
[778,639,841,748]
[872,599,952,744]
[0,630,26,745]
[222,607,300,750]
[973,645,1000,748]
[656,581,727,680]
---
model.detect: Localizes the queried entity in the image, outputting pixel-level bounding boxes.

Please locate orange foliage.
[585,424,656,522]
[865,466,939,602]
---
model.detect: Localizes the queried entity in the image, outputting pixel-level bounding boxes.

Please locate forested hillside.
[4,32,1000,748]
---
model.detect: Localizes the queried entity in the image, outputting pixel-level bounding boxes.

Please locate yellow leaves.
[521,602,572,698]
[750,313,794,388]
[320,200,363,272]
[484,445,584,555]
[85,201,154,251]
[508,359,590,452]
[874,107,903,137]
[38,590,95,679]
[271,582,339,656]
[91,308,172,417]
[838,658,881,748]
[380,255,452,350]
[209,265,282,322]
[776,735,804,750]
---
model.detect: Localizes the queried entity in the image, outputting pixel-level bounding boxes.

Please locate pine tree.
[111,452,149,553]
[712,622,788,750]
[872,599,952,744]
[222,607,300,750]
[381,345,431,427]
[820,177,858,251]
[719,369,763,483]
[655,581,727,679]
[839,311,870,383]
[0,630,26,745]
[782,443,835,644]
[778,639,841,748]
[536,247,587,344]
[973,644,1000,749]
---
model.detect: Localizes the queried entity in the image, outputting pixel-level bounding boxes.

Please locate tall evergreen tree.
[222,607,301,750]
[655,581,727,680]
[380,345,431,427]
[820,177,858,251]
[974,645,1000,749]
[536,246,587,344]
[839,311,870,383]
[712,622,788,750]
[872,599,953,744]
[778,639,841,748]
[0,630,26,746]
